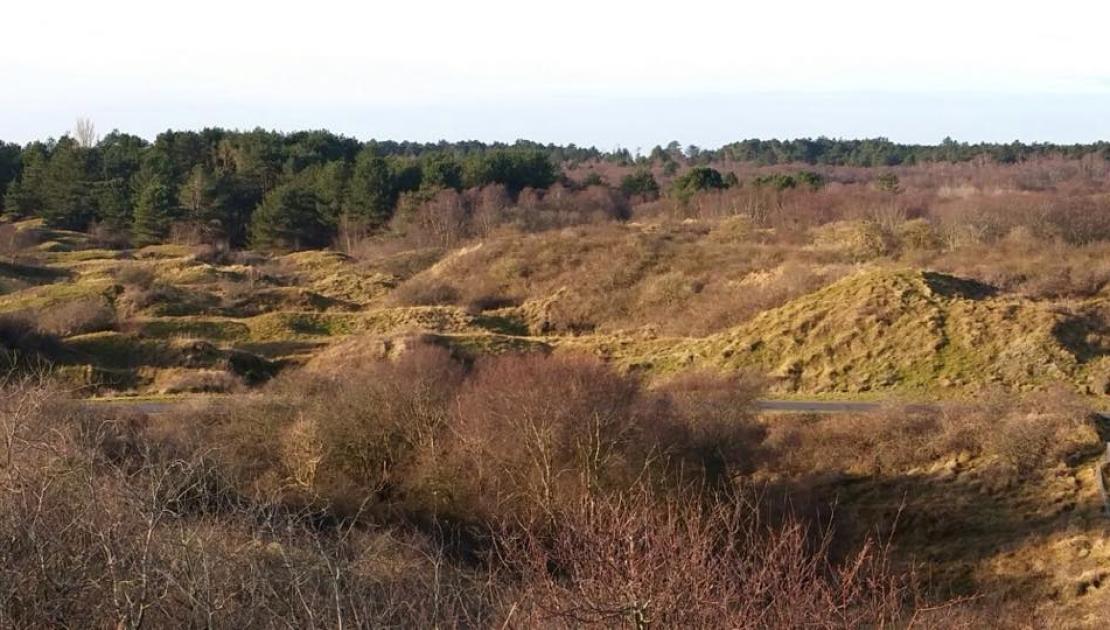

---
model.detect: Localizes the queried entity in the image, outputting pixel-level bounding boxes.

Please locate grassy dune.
[4,218,1110,401]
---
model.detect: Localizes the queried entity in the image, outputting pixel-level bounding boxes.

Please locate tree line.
[704,137,1110,166]
[0,129,559,249]
[4,127,1110,250]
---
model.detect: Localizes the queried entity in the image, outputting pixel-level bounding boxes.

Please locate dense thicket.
[0,355,977,627]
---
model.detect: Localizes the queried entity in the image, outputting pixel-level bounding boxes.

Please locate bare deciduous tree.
[74,117,98,148]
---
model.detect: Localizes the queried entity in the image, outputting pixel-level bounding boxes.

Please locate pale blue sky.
[4,0,1110,148]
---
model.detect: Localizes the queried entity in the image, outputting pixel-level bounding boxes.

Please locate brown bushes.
[187,349,769,522]
[35,295,117,337]
[653,370,767,485]
[763,387,1099,477]
[388,182,631,250]
[301,344,465,512]
[113,264,157,290]
[447,354,651,524]
[378,176,1110,333]
[928,238,1110,299]
[19,344,1096,626]
[0,223,40,258]
[444,357,772,523]
[389,278,461,306]
[383,221,866,335]
[0,377,501,628]
[151,368,243,394]
[198,343,466,514]
[0,313,65,365]
[502,488,915,629]
[0,370,955,628]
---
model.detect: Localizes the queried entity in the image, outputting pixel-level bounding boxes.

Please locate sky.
[4,0,1110,149]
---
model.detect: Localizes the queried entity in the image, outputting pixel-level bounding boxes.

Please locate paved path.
[82,398,210,415]
[88,397,915,416]
[754,400,883,413]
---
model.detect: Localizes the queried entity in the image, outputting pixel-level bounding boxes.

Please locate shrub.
[87,221,132,249]
[36,296,117,337]
[113,264,157,290]
[753,172,799,191]
[0,313,64,364]
[895,218,942,251]
[762,390,1099,477]
[152,368,243,395]
[619,170,660,200]
[981,385,1099,473]
[0,378,501,629]
[392,188,470,247]
[390,279,461,306]
[653,370,766,486]
[190,242,233,265]
[672,166,726,202]
[199,342,466,513]
[762,404,946,476]
[811,221,892,261]
[0,368,965,628]
[301,344,465,512]
[501,487,917,628]
[0,223,41,257]
[446,354,653,524]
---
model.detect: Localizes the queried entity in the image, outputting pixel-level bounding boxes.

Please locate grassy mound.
[277,250,395,305]
[681,269,1087,394]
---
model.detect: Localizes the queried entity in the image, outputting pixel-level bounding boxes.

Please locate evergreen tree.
[620,170,660,199]
[308,161,351,223]
[420,153,463,190]
[670,166,726,204]
[0,142,21,215]
[98,131,147,181]
[178,164,235,242]
[40,138,97,230]
[94,178,133,232]
[3,145,47,219]
[132,178,176,245]
[672,166,725,193]
[251,181,333,250]
[463,149,556,192]
[345,149,395,230]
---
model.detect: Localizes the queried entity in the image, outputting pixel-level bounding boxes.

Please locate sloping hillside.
[692,270,1089,394]
[563,269,1110,396]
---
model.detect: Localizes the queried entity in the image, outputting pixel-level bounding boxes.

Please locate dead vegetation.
[0,359,973,629]
[3,344,1102,626]
[763,386,1099,478]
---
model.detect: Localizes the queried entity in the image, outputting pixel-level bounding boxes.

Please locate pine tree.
[94,178,133,232]
[178,164,236,243]
[0,142,21,215]
[251,181,332,250]
[344,149,395,231]
[132,178,176,246]
[39,138,98,230]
